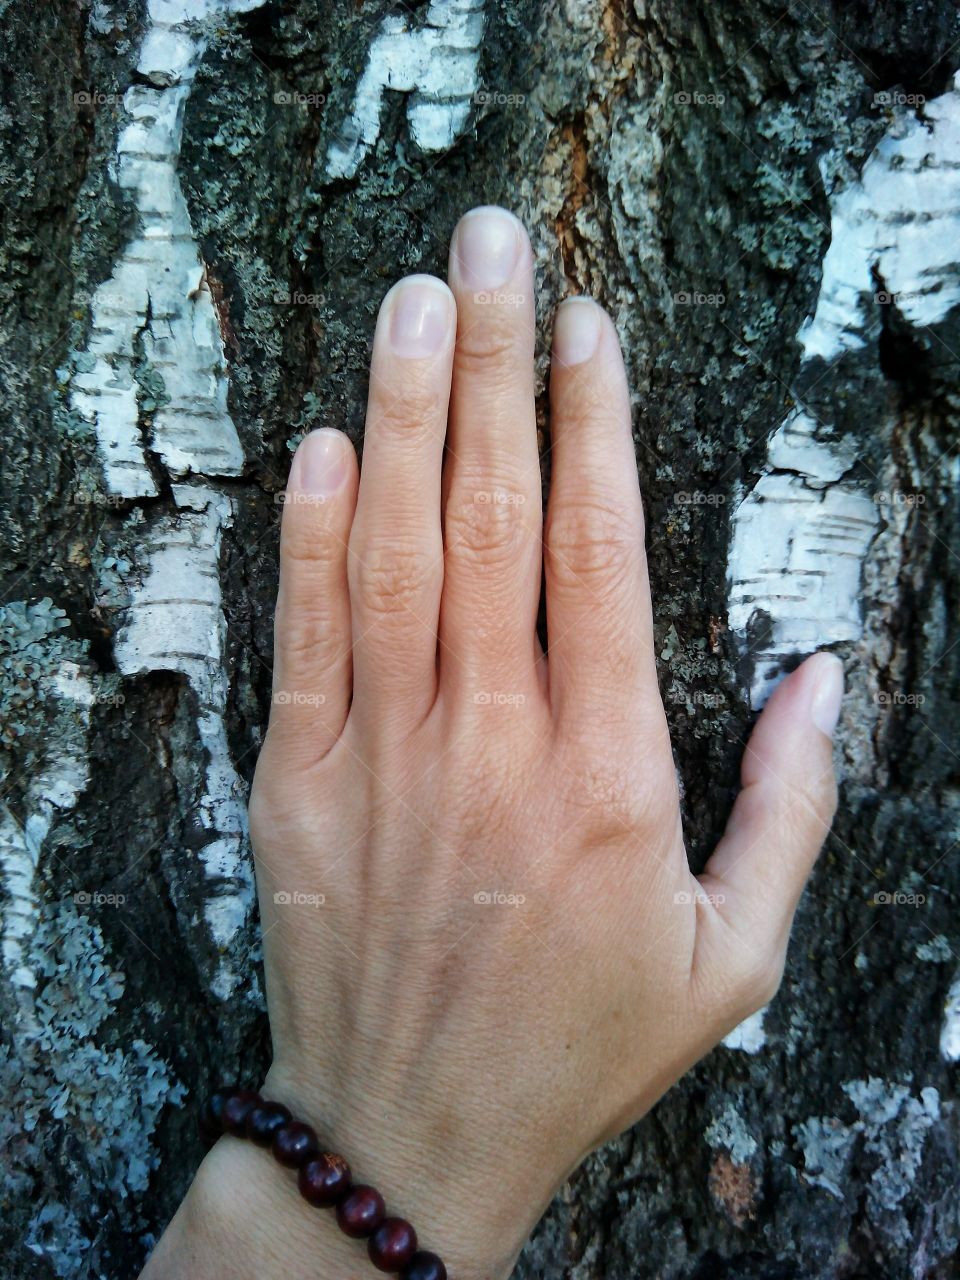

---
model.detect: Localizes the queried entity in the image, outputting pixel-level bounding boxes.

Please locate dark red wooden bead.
[336,1185,385,1238]
[400,1252,447,1280]
[298,1153,352,1207]
[198,1087,236,1143]
[368,1218,418,1271]
[246,1099,292,1147]
[272,1120,321,1168]
[221,1089,261,1137]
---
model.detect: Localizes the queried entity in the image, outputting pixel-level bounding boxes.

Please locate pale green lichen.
[705,1101,759,1164]
[0,599,75,753]
[18,904,187,1276]
[798,1078,941,1247]
[1,602,186,1277]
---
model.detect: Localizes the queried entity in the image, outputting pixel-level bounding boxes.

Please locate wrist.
[142,1080,534,1280]
[261,1061,536,1279]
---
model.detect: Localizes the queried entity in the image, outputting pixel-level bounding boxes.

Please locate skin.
[142,207,841,1280]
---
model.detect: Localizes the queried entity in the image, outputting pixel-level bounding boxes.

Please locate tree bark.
[1,1,958,1276]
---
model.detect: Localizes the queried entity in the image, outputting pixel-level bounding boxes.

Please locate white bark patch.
[940,969,960,1060]
[0,664,91,1023]
[728,410,876,707]
[800,77,960,360]
[73,0,266,995]
[70,1,265,494]
[113,487,254,1000]
[326,0,486,179]
[728,76,960,707]
[722,1006,767,1054]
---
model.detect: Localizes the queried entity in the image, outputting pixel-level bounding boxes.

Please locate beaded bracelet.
[199,1087,447,1280]
[200,1090,450,1280]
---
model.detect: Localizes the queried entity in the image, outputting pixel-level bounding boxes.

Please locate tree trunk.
[2,1,958,1276]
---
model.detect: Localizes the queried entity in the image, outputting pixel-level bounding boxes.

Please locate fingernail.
[452,206,523,291]
[810,653,844,737]
[388,276,453,357]
[553,297,602,366]
[289,428,349,498]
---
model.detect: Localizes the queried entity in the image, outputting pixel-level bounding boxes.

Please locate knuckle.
[350,540,438,617]
[445,483,528,570]
[560,381,622,435]
[278,607,347,672]
[281,525,341,570]
[546,498,639,593]
[369,378,443,441]
[561,749,653,843]
[454,319,524,375]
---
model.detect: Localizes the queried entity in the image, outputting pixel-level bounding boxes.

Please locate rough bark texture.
[1,1,959,1277]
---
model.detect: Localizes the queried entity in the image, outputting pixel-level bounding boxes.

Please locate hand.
[146,206,841,1280]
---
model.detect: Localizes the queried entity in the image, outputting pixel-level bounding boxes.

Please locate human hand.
[147,206,841,1280]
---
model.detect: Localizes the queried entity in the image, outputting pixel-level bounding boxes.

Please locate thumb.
[698,652,842,965]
